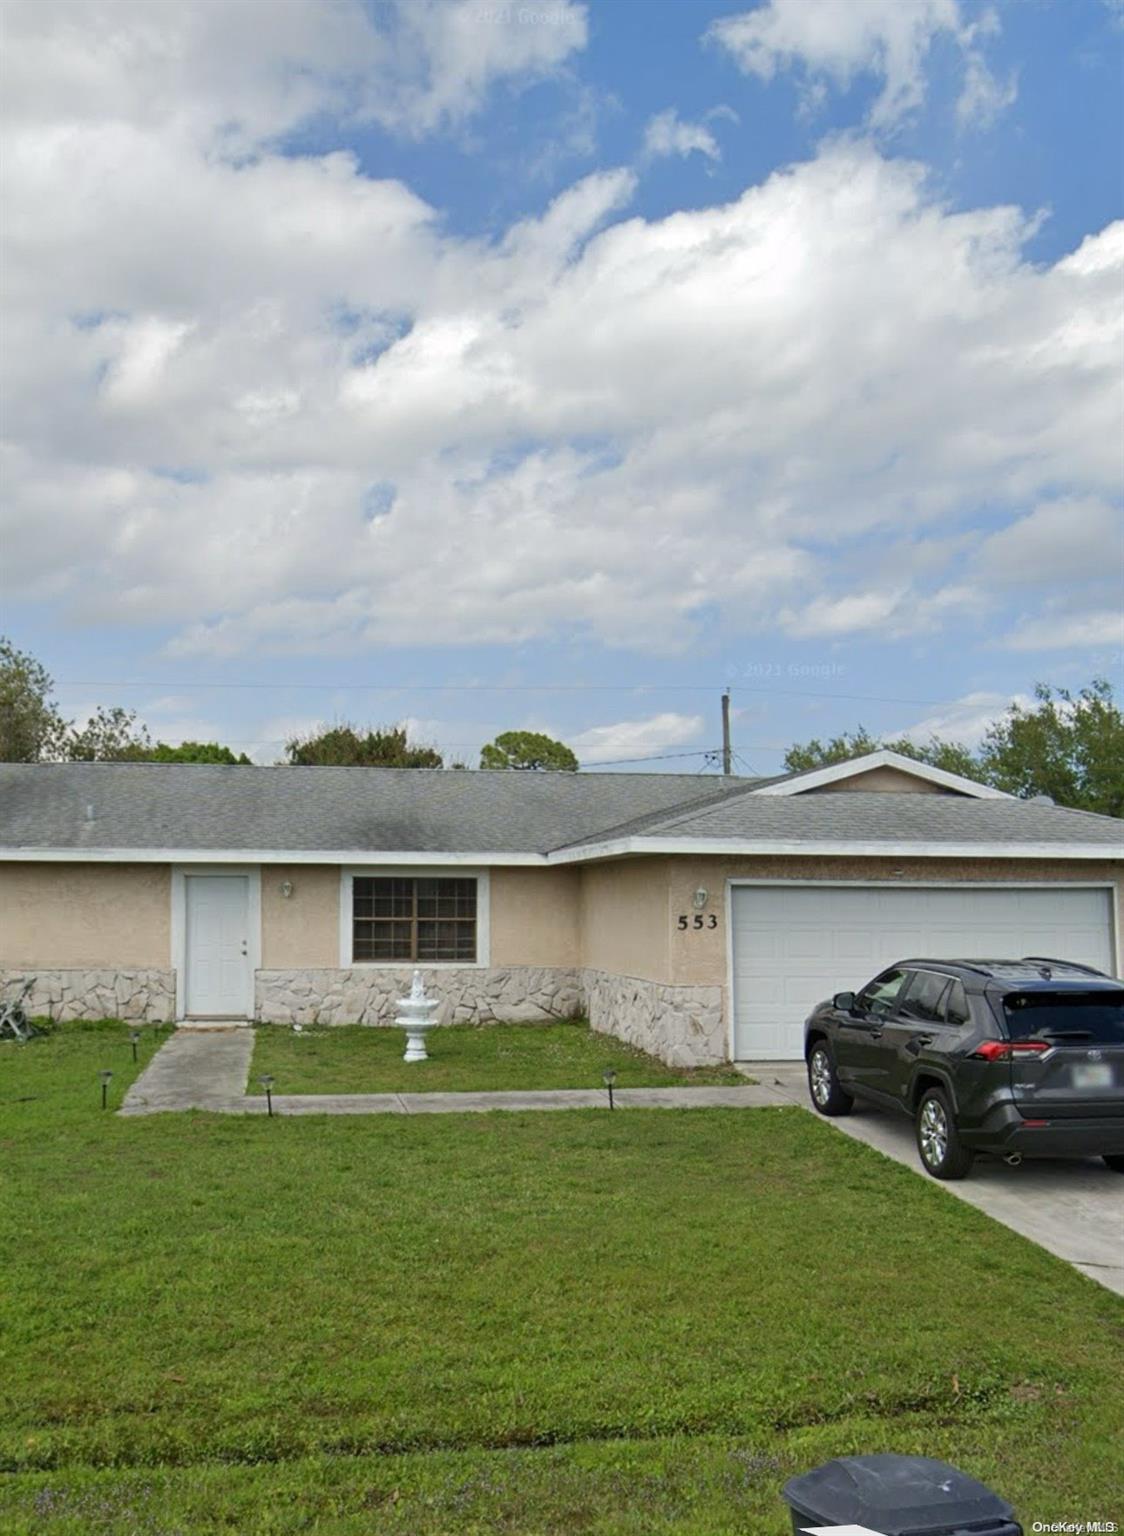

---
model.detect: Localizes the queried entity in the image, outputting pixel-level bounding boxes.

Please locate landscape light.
[259,1075,275,1117]
[129,1030,140,1063]
[602,1067,617,1111]
[99,1069,113,1110]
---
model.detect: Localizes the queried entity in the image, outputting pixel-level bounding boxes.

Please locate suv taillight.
[972,1039,1052,1062]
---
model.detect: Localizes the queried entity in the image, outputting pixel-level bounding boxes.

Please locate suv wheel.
[1103,1155,1124,1174]
[807,1043,853,1117]
[916,1088,973,1180]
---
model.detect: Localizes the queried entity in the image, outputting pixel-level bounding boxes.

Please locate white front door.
[185,875,251,1017]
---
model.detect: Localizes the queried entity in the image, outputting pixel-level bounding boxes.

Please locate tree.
[881,734,981,780]
[285,722,443,768]
[480,730,579,771]
[2,636,257,764]
[978,679,1123,818]
[784,726,979,777]
[64,705,152,761]
[0,636,66,761]
[783,727,883,773]
[142,741,253,764]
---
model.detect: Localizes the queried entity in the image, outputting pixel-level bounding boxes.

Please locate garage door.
[731,884,1116,1060]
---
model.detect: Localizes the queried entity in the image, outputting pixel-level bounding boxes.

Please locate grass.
[1,1024,1122,1534]
[249,1019,750,1094]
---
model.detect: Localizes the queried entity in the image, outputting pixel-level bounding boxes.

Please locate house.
[1,752,1121,1063]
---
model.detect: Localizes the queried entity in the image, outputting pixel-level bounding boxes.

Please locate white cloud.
[1002,610,1124,653]
[956,49,1017,129]
[0,2,1118,661]
[644,109,721,162]
[779,582,981,639]
[568,713,706,763]
[0,0,587,149]
[708,0,1015,131]
[379,0,588,138]
[975,497,1122,587]
[895,690,1032,748]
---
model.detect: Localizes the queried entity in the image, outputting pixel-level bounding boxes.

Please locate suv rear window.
[1003,991,1124,1044]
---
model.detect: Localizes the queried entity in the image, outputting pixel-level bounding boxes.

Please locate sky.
[1,0,1121,773]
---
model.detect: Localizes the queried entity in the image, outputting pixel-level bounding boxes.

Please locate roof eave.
[2,837,1120,866]
[546,835,1123,864]
[0,847,550,865]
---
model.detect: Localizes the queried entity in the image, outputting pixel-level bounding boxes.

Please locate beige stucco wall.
[665,854,1124,987]
[578,856,671,983]
[490,866,581,967]
[261,864,340,967]
[259,863,582,969]
[0,862,171,967]
[805,766,952,794]
[3,854,1119,1006]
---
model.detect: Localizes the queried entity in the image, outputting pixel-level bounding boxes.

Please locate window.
[945,980,970,1027]
[899,970,952,1024]
[1003,990,1124,1045]
[858,968,907,1017]
[352,876,477,963]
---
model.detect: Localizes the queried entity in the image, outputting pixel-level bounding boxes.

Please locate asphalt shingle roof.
[0,764,1119,856]
[603,787,1124,847]
[0,763,756,855]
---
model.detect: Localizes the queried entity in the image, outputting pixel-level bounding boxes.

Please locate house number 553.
[677,914,718,930]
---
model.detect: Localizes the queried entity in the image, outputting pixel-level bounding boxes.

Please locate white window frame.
[171,864,262,1021]
[338,867,490,969]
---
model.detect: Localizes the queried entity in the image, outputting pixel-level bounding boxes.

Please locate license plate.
[1072,1063,1114,1089]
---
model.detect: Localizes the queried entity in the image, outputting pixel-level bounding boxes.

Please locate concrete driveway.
[748,1063,1124,1297]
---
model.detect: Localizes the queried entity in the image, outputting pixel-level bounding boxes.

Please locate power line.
[153,736,792,755]
[576,748,724,769]
[52,678,959,707]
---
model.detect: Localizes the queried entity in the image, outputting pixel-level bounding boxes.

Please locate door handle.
[914,1034,933,1047]
[869,1029,882,1040]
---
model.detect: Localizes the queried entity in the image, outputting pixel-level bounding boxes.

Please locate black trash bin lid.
[783,1454,1019,1536]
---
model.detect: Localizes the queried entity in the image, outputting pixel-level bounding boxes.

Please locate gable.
[752,749,1009,800]
[803,765,959,795]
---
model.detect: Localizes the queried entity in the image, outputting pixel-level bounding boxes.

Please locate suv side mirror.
[833,991,856,1012]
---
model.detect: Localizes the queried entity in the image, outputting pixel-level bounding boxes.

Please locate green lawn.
[2,1025,1122,1535]
[249,1019,749,1093]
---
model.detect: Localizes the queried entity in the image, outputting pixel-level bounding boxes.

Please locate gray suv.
[803,957,1124,1179]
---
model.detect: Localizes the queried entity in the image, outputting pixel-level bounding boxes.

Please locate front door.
[185,875,251,1018]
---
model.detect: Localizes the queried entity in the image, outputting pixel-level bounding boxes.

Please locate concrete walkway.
[120,1026,255,1115]
[748,1062,1124,1297]
[120,1028,791,1117]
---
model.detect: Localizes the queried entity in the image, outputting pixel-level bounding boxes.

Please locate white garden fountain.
[396,970,440,1062]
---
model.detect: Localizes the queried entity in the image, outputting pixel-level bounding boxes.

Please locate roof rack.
[1019,956,1107,976]
[894,959,1007,978]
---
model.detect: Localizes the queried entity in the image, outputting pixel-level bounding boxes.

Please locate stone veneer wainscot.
[582,968,726,1068]
[256,964,726,1067]
[3,969,176,1023]
[255,966,583,1027]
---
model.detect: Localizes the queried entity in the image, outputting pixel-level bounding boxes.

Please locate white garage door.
[731,884,1116,1061]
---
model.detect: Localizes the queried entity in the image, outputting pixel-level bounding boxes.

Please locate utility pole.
[721,691,732,776]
